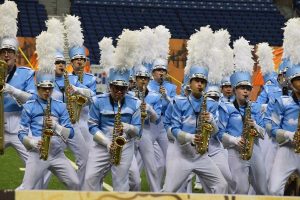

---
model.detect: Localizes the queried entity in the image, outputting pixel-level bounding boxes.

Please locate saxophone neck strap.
[109,95,125,114]
[233,99,248,122]
[187,95,203,127]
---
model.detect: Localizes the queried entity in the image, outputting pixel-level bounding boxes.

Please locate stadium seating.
[71,0,286,64]
[0,0,47,37]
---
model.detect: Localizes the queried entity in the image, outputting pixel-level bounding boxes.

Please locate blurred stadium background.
[1,0,300,193]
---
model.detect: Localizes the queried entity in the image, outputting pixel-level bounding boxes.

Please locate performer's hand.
[159,86,166,97]
[237,137,245,150]
[140,102,147,112]
[201,111,211,122]
[194,134,202,145]
[45,117,53,129]
[37,140,42,150]
[246,118,255,128]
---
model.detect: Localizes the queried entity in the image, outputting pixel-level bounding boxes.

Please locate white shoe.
[194,182,203,190]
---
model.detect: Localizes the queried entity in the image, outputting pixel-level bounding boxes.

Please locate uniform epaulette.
[26,99,35,104]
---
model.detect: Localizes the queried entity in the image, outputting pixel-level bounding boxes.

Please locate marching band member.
[48,17,92,187]
[18,31,79,190]
[269,18,300,196]
[83,29,141,191]
[218,37,268,194]
[65,15,97,145]
[0,1,35,161]
[220,76,235,103]
[164,26,227,193]
[147,26,176,187]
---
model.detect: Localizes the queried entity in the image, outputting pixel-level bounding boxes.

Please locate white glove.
[222,133,241,148]
[93,131,111,148]
[53,121,70,142]
[23,136,39,150]
[146,104,158,123]
[284,130,295,141]
[71,85,93,98]
[4,84,32,104]
[122,122,138,138]
[177,131,195,145]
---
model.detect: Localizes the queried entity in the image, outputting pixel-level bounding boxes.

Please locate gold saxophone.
[64,70,87,124]
[40,98,54,160]
[195,95,214,154]
[110,100,126,165]
[0,60,8,155]
[293,109,300,153]
[240,99,259,160]
[77,69,84,84]
[140,85,147,128]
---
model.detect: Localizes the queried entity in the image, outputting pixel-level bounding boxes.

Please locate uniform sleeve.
[152,96,162,125]
[270,99,284,138]
[59,103,74,139]
[217,105,229,140]
[256,86,268,104]
[88,98,101,135]
[18,105,32,142]
[24,71,36,94]
[253,104,265,128]
[131,100,142,137]
[170,100,183,138]
[90,77,97,94]
[163,103,173,131]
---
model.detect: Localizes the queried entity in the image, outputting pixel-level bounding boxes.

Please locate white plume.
[282,18,300,60]
[208,29,232,84]
[0,0,19,39]
[36,31,56,74]
[64,15,84,48]
[223,46,234,76]
[256,42,274,75]
[282,18,300,65]
[114,29,141,70]
[185,25,214,75]
[153,25,171,59]
[233,37,254,73]
[46,18,65,52]
[139,26,156,64]
[99,37,115,71]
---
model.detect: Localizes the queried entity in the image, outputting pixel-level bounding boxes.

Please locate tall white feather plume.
[64,15,84,48]
[114,29,141,70]
[282,18,300,65]
[46,18,65,52]
[233,37,254,73]
[282,18,300,59]
[99,37,115,72]
[139,26,156,64]
[185,26,214,76]
[208,29,231,84]
[223,47,234,76]
[0,0,19,39]
[36,31,56,74]
[256,42,274,75]
[153,25,171,59]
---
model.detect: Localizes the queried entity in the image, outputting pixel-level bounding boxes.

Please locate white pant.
[64,123,89,187]
[21,138,80,190]
[83,139,135,191]
[227,144,268,195]
[269,145,300,195]
[163,141,228,193]
[4,112,28,163]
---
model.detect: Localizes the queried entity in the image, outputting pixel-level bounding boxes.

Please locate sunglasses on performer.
[55,60,66,65]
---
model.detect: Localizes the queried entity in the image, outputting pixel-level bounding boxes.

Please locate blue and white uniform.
[18,97,79,190]
[52,73,90,186]
[163,94,227,193]
[82,93,141,191]
[218,101,268,194]
[4,66,35,162]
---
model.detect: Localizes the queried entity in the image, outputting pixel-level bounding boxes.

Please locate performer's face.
[55,60,66,76]
[0,48,16,69]
[190,78,207,96]
[136,76,150,90]
[221,85,233,97]
[71,57,86,72]
[110,84,128,101]
[235,85,252,102]
[291,77,300,93]
[152,69,166,83]
[37,87,53,100]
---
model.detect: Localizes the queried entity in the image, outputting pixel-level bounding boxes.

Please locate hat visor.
[110,80,129,87]
[235,81,252,88]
